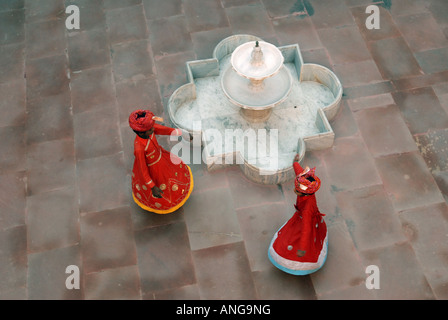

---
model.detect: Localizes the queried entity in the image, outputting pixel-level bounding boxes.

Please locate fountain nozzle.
[250,41,264,66]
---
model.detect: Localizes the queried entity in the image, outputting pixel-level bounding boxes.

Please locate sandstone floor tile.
[226,167,284,209]
[395,12,448,52]
[308,0,355,29]
[350,5,400,42]
[336,185,407,251]
[347,93,395,111]
[148,15,193,58]
[67,28,111,71]
[0,126,25,174]
[105,4,148,44]
[192,242,257,299]
[0,9,24,45]
[153,284,200,300]
[81,207,136,274]
[392,71,448,92]
[317,26,371,65]
[252,268,316,300]
[0,226,27,293]
[26,139,75,196]
[0,172,26,230]
[183,187,241,250]
[342,81,395,100]
[300,48,333,70]
[435,84,448,107]
[443,27,448,40]
[84,265,141,300]
[392,87,448,134]
[77,153,128,214]
[432,170,448,202]
[73,105,122,160]
[191,27,233,60]
[25,18,66,60]
[353,104,418,157]
[135,221,196,293]
[0,287,26,300]
[427,0,448,29]
[115,77,163,125]
[121,123,137,172]
[272,16,321,51]
[25,92,73,145]
[130,198,185,231]
[184,0,229,33]
[368,37,423,80]
[226,3,276,40]
[310,222,367,296]
[333,60,383,88]
[0,43,24,84]
[143,0,182,19]
[103,0,142,10]
[432,82,448,97]
[414,128,448,173]
[360,242,434,299]
[414,47,448,75]
[221,0,259,8]
[320,136,382,191]
[399,202,448,299]
[112,39,155,82]
[387,0,428,17]
[330,100,358,138]
[318,283,375,300]
[26,187,79,253]
[191,164,229,194]
[70,65,116,114]
[262,0,310,18]
[28,245,82,299]
[438,92,448,116]
[237,202,289,272]
[25,54,69,100]
[0,80,25,127]
[25,0,65,23]
[374,152,445,212]
[0,0,24,12]
[154,51,196,99]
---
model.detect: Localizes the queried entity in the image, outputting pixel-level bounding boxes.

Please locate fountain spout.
[250,41,264,67]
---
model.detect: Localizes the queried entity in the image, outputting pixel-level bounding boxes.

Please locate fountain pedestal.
[240,108,272,122]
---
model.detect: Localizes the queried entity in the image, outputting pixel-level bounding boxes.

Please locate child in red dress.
[268,154,328,275]
[129,110,194,214]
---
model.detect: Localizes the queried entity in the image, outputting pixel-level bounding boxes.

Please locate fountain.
[222,40,292,122]
[167,35,342,184]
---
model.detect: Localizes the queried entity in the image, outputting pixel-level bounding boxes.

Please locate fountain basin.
[222,40,293,122]
[221,65,292,110]
[167,35,343,184]
[231,41,284,81]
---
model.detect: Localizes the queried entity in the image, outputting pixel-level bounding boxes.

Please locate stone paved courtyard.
[1,0,448,300]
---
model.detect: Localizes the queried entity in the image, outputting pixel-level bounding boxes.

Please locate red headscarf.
[294,167,321,194]
[129,110,155,132]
